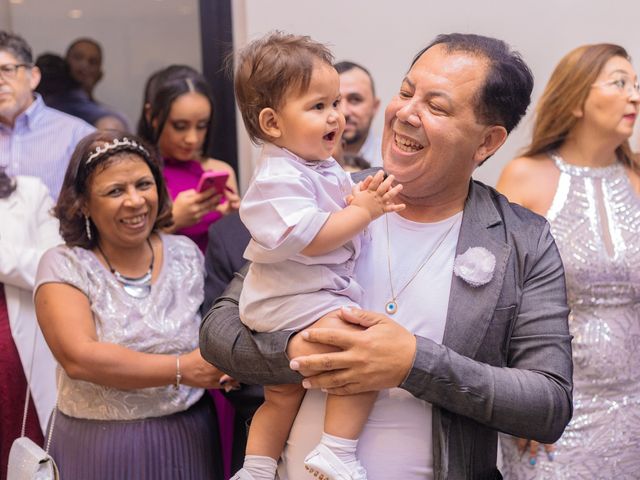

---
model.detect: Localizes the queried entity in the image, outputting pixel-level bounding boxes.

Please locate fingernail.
[289,360,299,370]
[341,306,352,313]
[301,331,309,339]
[529,457,536,466]
[302,379,311,389]
[547,452,554,462]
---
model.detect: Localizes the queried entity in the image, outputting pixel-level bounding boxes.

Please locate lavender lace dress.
[500,154,640,479]
[35,234,222,479]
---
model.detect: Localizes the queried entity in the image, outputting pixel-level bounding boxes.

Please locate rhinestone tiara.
[86,137,150,165]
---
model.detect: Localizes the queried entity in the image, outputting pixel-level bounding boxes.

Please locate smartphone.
[196,170,230,195]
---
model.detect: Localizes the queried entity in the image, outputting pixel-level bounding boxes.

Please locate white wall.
[0,0,10,31]
[234,0,640,190]
[8,0,201,130]
[4,1,639,189]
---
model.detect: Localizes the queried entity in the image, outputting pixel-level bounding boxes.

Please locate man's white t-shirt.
[279,211,463,479]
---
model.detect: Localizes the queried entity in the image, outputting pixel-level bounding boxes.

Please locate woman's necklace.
[385,214,456,315]
[97,238,155,299]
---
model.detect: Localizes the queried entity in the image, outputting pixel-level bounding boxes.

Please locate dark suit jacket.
[200,179,573,479]
[202,212,252,315]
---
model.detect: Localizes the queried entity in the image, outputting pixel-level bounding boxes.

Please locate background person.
[0,169,60,478]
[0,31,94,200]
[35,130,232,479]
[497,43,640,478]
[201,33,573,480]
[139,65,240,252]
[65,37,128,131]
[65,37,102,100]
[35,53,126,131]
[335,61,382,167]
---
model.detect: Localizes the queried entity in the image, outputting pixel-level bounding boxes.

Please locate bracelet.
[174,355,182,390]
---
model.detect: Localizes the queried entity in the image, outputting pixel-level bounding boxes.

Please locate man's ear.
[474,125,508,164]
[258,108,281,139]
[373,97,381,115]
[29,66,41,91]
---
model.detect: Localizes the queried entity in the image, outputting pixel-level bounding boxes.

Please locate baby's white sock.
[320,432,359,468]
[242,455,278,480]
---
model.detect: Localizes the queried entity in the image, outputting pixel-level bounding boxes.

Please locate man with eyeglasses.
[0,31,94,199]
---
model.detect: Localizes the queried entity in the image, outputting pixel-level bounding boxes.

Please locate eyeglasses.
[592,77,640,97]
[0,63,31,80]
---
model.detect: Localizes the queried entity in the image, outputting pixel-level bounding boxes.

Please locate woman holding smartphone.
[139,66,240,252]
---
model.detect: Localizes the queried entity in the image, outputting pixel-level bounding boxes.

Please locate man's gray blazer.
[200,179,573,480]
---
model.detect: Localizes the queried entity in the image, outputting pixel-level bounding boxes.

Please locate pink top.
[162,157,223,252]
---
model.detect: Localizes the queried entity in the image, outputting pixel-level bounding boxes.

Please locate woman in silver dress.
[34,130,237,479]
[497,43,640,478]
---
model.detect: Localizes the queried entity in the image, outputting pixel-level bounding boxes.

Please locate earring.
[85,215,92,240]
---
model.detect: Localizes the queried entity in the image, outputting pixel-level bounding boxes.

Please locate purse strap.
[20,324,59,455]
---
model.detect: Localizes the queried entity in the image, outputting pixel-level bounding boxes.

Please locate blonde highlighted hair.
[523,43,636,169]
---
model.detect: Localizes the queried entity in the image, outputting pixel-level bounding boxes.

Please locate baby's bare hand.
[351,171,405,220]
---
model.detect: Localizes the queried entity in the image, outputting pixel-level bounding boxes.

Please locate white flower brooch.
[453,247,496,287]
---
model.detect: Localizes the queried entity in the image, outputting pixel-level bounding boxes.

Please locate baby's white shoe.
[304,444,367,480]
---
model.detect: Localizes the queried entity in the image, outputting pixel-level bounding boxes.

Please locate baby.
[231,32,404,480]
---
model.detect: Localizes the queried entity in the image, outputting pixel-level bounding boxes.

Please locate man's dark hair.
[414,33,533,134]
[65,37,103,62]
[0,30,33,64]
[334,60,377,97]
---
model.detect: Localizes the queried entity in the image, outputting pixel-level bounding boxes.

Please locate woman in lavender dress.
[498,43,640,479]
[35,130,236,479]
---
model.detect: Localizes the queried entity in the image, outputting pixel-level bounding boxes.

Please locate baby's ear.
[258,108,281,139]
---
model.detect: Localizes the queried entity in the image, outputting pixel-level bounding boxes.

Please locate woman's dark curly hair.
[54,130,173,249]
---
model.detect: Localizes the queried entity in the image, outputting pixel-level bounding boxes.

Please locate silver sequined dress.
[501,153,640,479]
[35,233,205,420]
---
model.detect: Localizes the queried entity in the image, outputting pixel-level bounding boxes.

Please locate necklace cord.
[96,237,154,280]
[385,214,457,311]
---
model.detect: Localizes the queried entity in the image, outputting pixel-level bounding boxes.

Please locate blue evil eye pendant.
[385,301,398,315]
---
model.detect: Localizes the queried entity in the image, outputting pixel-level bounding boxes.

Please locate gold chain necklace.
[384,214,456,315]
